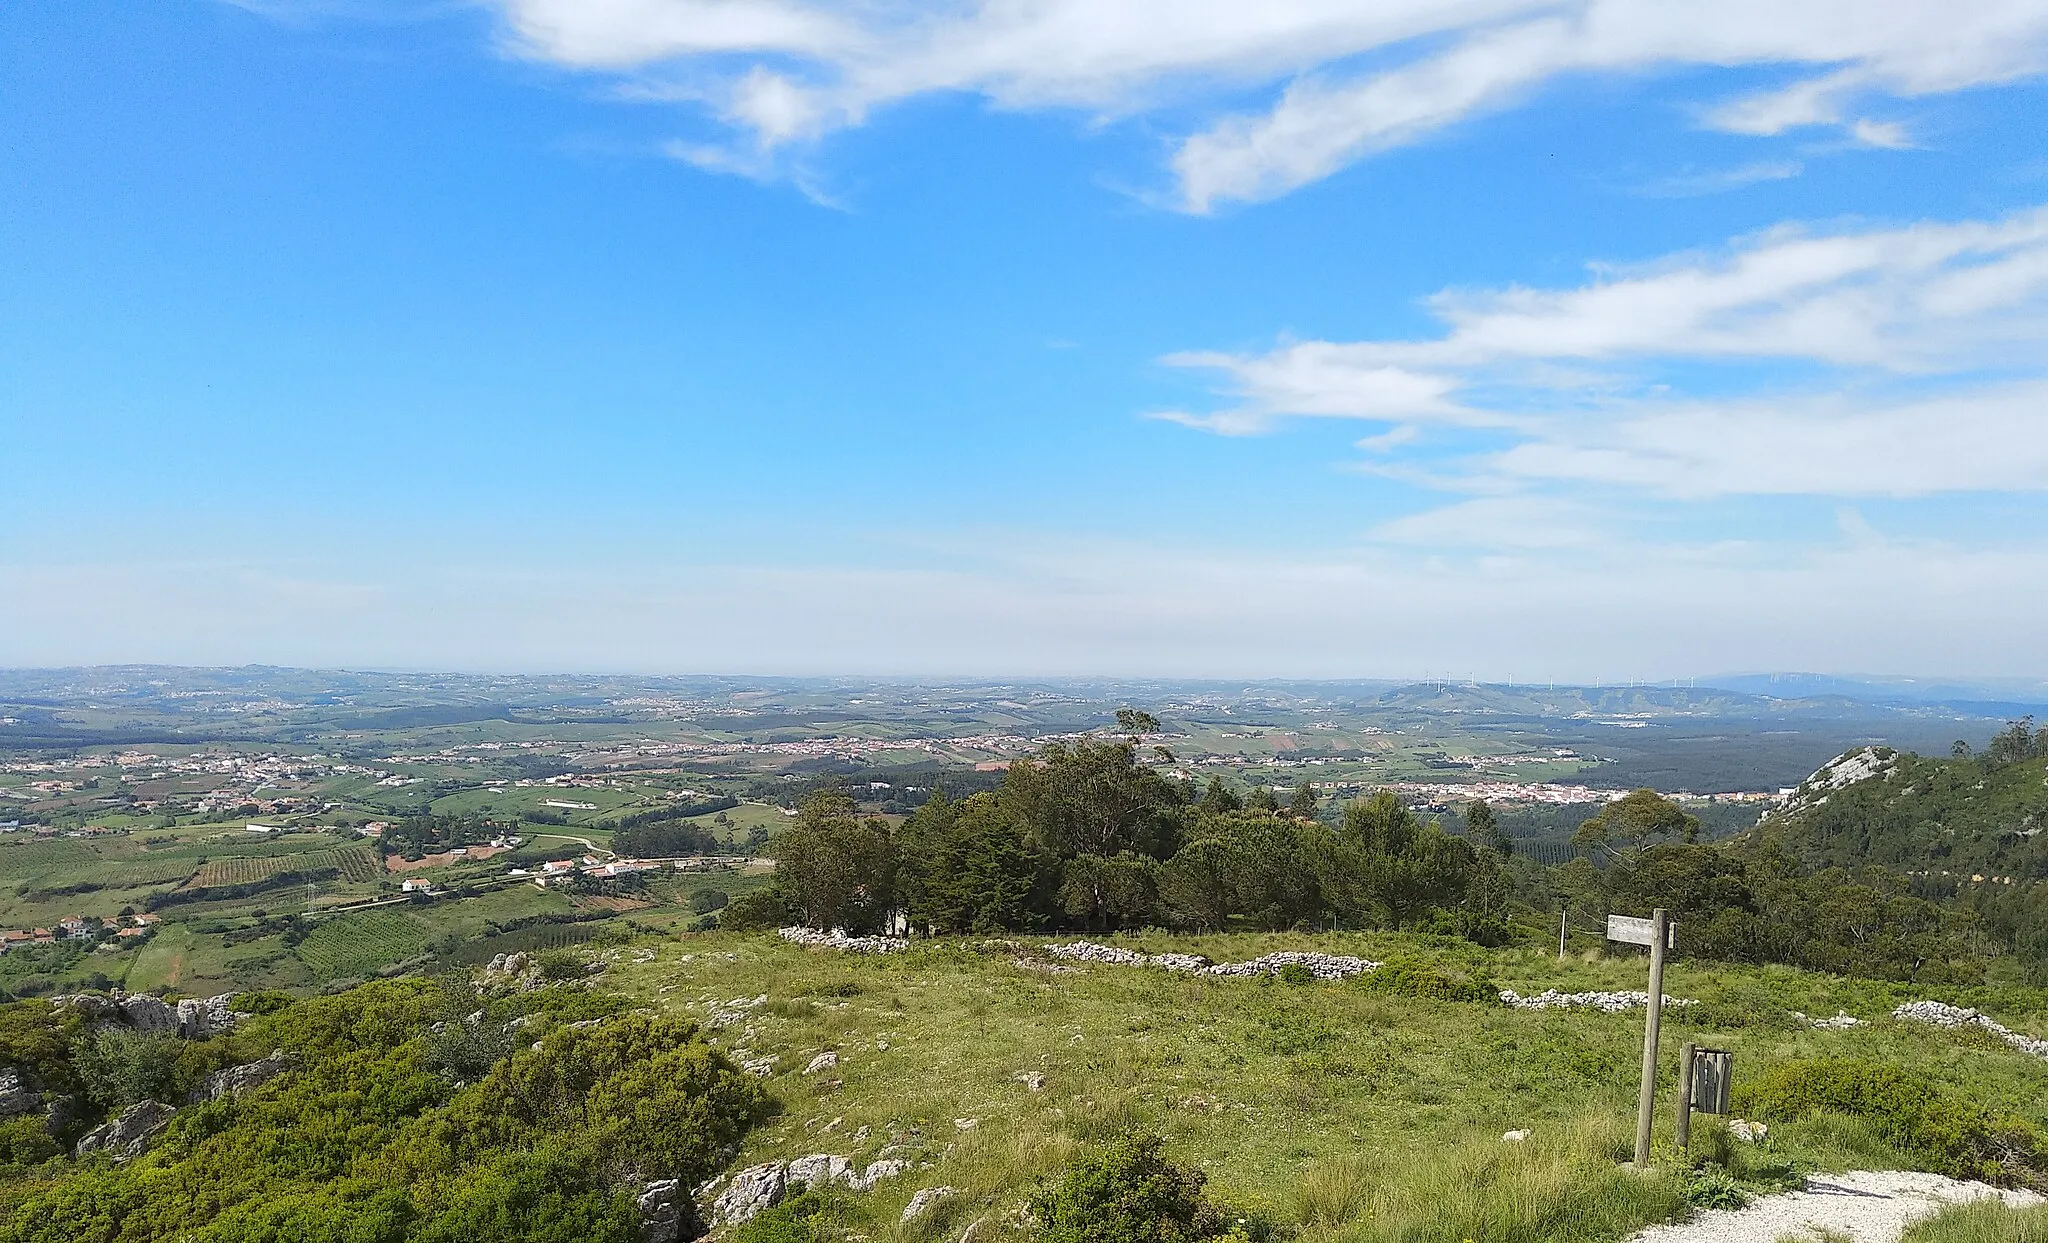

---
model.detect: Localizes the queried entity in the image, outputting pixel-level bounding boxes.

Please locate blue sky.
[4,0,2048,678]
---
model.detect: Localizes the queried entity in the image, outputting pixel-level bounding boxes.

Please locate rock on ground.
[710,1161,787,1227]
[1627,1171,2044,1243]
[902,1187,956,1224]
[0,1069,42,1117]
[75,1100,176,1161]
[637,1179,684,1243]
[704,1155,909,1225]
[194,1052,293,1102]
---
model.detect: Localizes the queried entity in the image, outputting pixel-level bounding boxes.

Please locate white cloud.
[1634,160,1804,198]
[479,0,2048,208]
[1167,205,2048,498]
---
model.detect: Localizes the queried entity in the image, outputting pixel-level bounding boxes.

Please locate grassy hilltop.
[603,928,2048,1243]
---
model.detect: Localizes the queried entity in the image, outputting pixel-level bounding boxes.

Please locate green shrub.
[535,951,587,981]
[1276,962,1315,986]
[1736,1059,2044,1187]
[720,888,791,932]
[689,888,731,915]
[727,1189,857,1243]
[1356,959,1498,1004]
[0,1116,59,1169]
[1680,1165,1748,1210]
[1030,1131,1244,1243]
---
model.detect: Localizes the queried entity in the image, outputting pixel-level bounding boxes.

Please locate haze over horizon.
[6,2,2048,677]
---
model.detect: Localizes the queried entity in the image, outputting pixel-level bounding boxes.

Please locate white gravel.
[1628,1171,2042,1243]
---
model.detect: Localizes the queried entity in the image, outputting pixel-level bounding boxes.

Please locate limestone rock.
[804,1051,839,1075]
[1014,1071,1045,1092]
[52,994,115,1021]
[196,1052,292,1102]
[175,995,239,1038]
[850,1158,908,1191]
[1502,1129,1530,1142]
[637,1178,685,1243]
[709,1161,787,1227]
[901,1187,956,1224]
[76,1100,175,1161]
[120,995,176,1034]
[787,1153,852,1191]
[0,1068,42,1117]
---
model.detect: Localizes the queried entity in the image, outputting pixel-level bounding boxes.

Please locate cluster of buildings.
[0,912,156,952]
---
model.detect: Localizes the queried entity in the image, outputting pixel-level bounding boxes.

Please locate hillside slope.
[1757,739,2048,880]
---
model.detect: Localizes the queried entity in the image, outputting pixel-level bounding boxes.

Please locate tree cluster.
[747,740,1510,939]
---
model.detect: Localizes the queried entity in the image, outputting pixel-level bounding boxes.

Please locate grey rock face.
[195,1052,292,1102]
[76,1100,176,1161]
[175,995,240,1038]
[786,1153,851,1192]
[0,1068,42,1117]
[637,1178,684,1243]
[120,994,177,1033]
[52,994,115,1021]
[709,1161,787,1227]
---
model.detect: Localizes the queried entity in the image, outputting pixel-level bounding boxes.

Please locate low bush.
[1029,1131,1250,1243]
[535,951,587,981]
[720,889,791,932]
[727,1189,859,1243]
[1736,1059,2044,1188]
[1356,959,1498,1004]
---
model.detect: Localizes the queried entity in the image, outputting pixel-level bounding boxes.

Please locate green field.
[186,845,380,889]
[293,909,431,980]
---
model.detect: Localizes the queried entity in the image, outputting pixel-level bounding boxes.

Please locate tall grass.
[1900,1200,2048,1243]
[1307,1117,1687,1243]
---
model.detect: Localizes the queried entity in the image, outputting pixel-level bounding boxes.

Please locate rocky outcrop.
[636,1178,685,1243]
[120,994,177,1033]
[0,1068,42,1117]
[75,1100,175,1161]
[175,995,239,1038]
[53,991,242,1039]
[709,1161,787,1227]
[786,1153,851,1190]
[703,1155,911,1227]
[194,1052,293,1102]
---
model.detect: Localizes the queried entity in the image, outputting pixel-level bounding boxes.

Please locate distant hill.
[1752,734,2048,881]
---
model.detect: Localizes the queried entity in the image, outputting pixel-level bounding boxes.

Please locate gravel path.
[1629,1171,2043,1243]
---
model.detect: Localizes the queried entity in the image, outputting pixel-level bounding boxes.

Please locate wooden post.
[1633,907,1670,1169]
[1559,907,1568,961]
[1675,1041,1697,1153]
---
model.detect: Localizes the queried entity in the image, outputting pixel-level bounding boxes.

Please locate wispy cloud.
[1163,204,2048,498]
[462,0,2048,209]
[1633,159,1804,198]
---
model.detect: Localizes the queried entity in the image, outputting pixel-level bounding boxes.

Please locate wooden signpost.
[1608,908,1673,1169]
